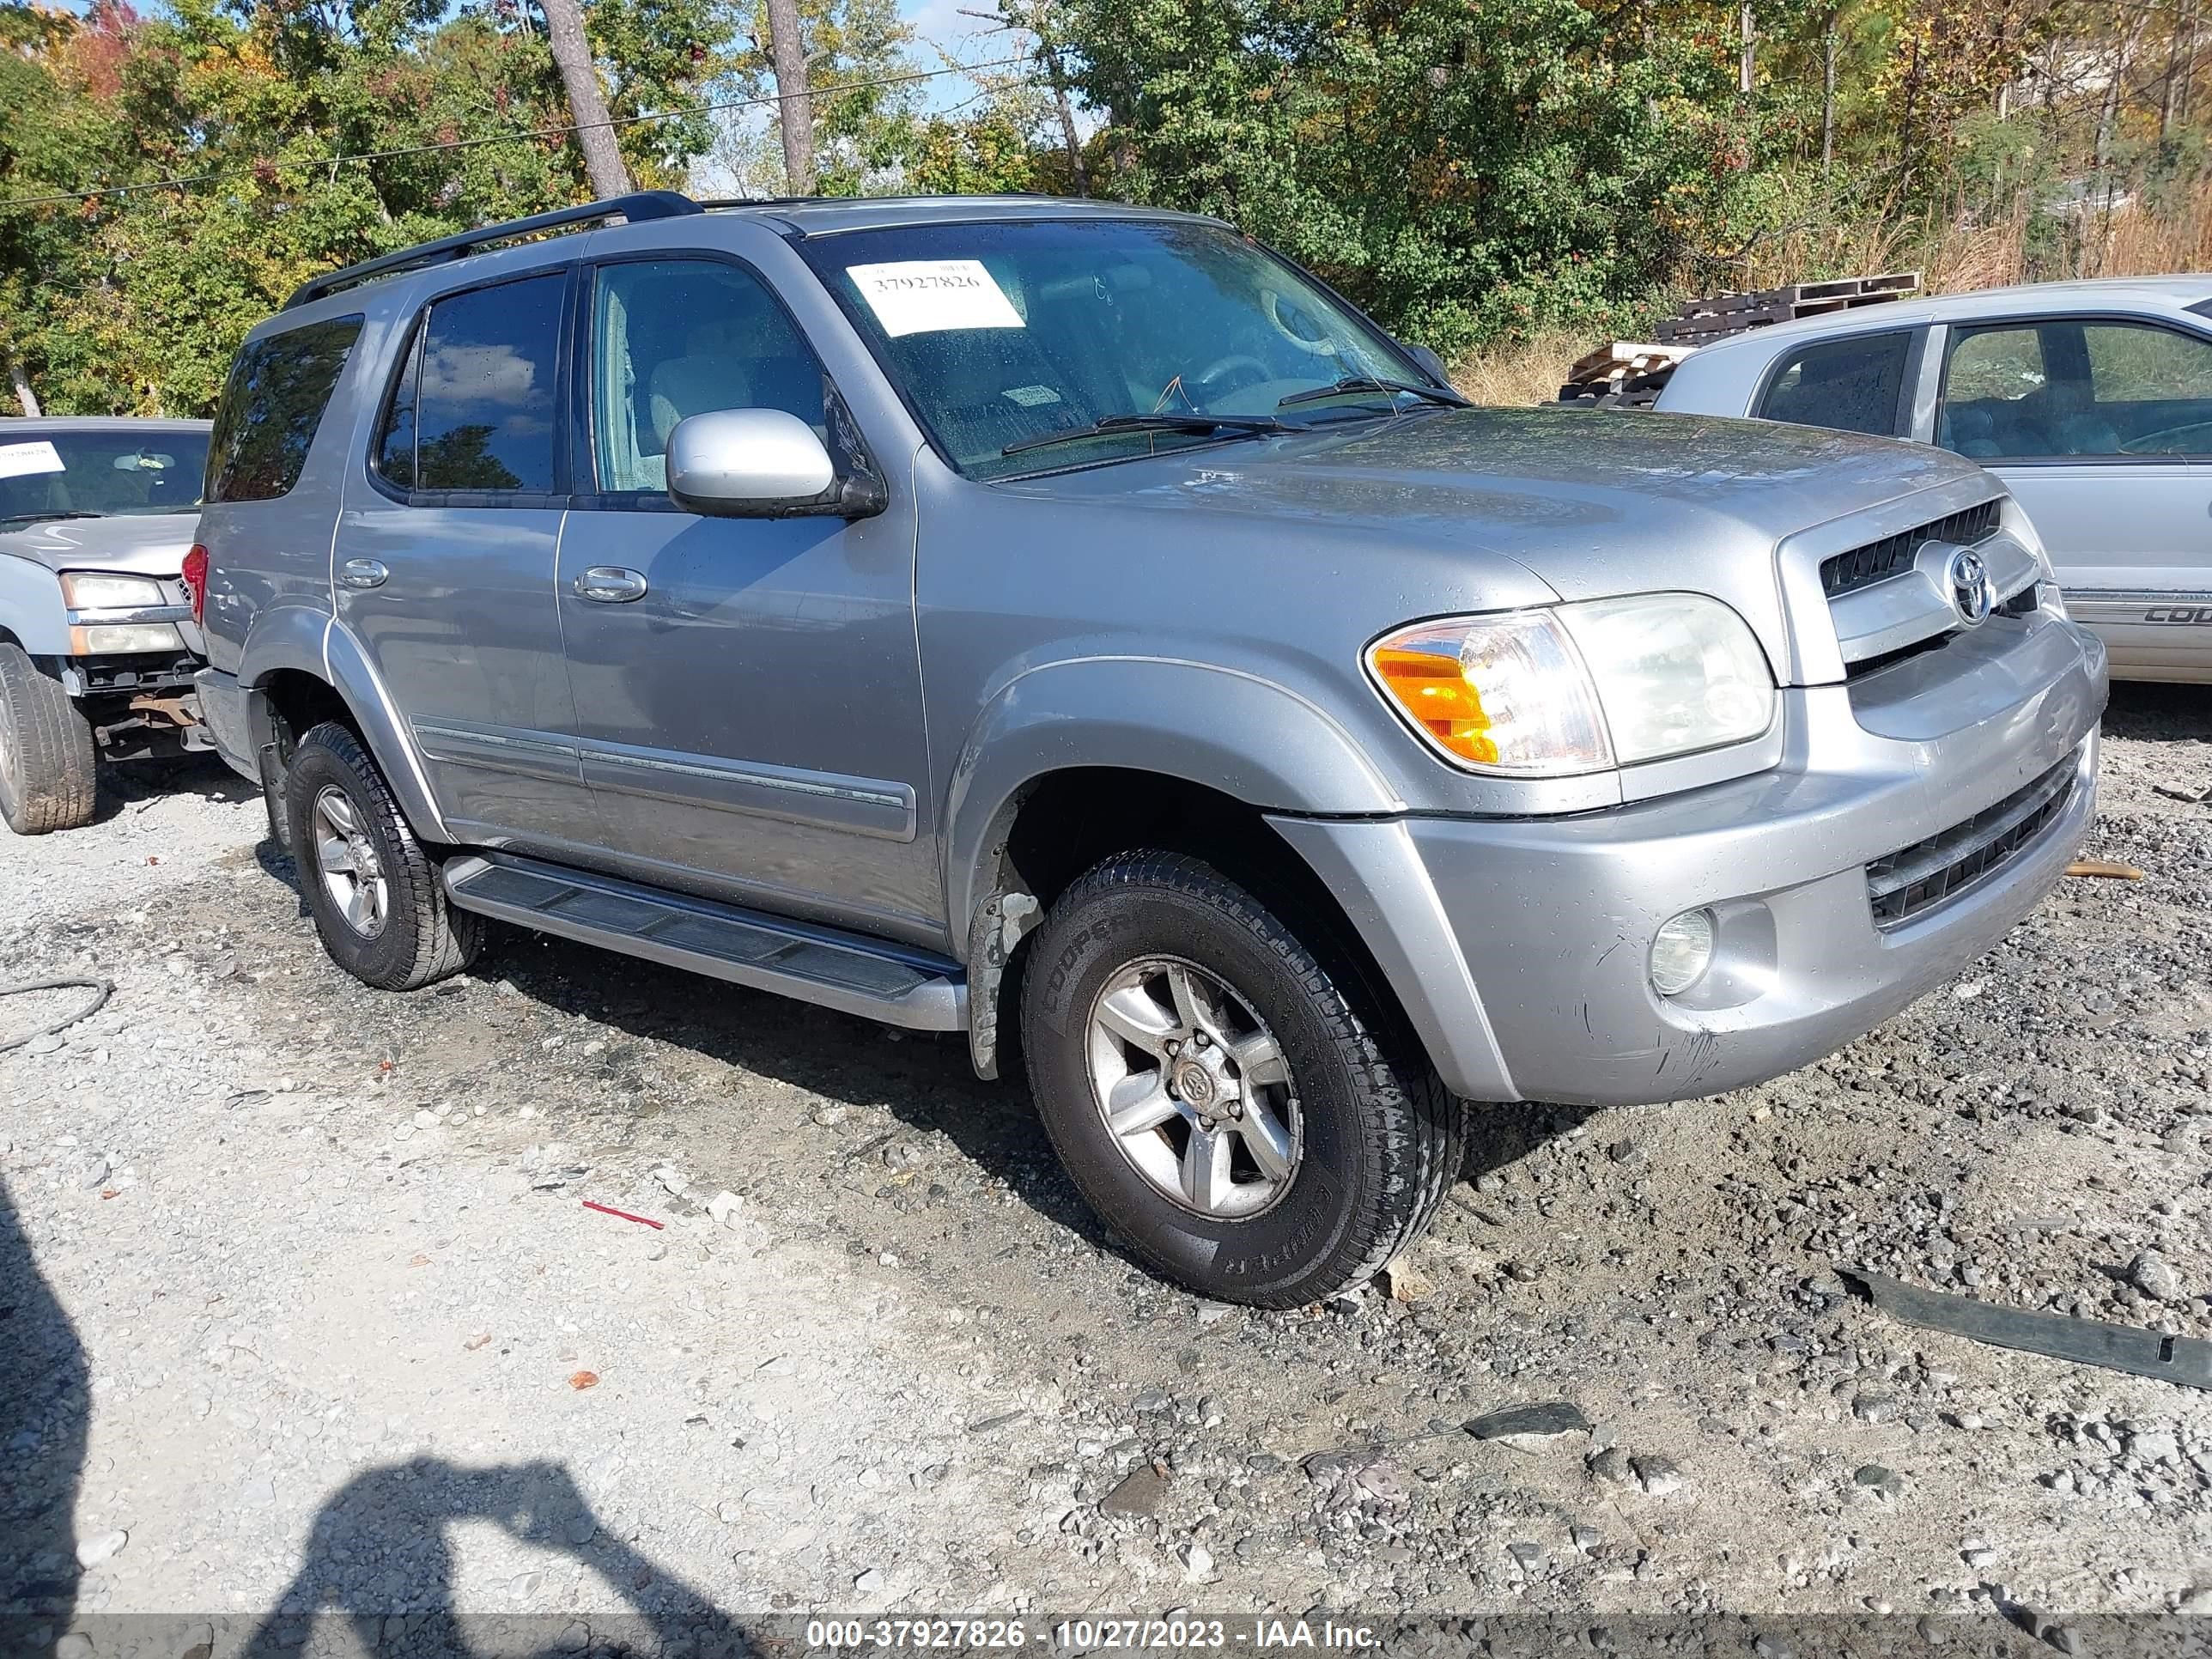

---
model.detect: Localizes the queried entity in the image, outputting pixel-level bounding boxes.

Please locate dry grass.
[1449,327,1590,406]
[1923,178,2212,293]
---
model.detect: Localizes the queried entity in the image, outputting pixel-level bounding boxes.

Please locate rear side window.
[1758,332,1910,436]
[205,315,364,503]
[374,274,564,495]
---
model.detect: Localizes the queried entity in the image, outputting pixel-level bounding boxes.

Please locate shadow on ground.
[0,1177,89,1656]
[240,1458,750,1658]
[465,917,1592,1277]
[2102,681,2212,743]
[89,752,257,828]
[247,824,1584,1277]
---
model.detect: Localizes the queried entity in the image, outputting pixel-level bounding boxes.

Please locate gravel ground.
[3,690,2209,1644]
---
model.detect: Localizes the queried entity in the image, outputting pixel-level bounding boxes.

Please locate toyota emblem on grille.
[1947,547,1996,627]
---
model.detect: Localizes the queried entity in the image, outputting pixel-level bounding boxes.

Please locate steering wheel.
[1189,354,1273,397]
[2120,421,2212,455]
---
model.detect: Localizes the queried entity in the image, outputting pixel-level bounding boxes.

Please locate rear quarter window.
[1758,331,1911,436]
[205,315,365,503]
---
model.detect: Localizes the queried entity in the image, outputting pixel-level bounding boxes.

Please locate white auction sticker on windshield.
[0,440,65,480]
[847,260,1024,337]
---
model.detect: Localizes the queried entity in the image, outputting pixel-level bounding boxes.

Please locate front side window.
[799,220,1428,480]
[374,274,564,495]
[588,259,827,494]
[206,316,362,503]
[1757,332,1909,436]
[2082,321,2212,454]
[0,427,212,526]
[1939,318,2212,459]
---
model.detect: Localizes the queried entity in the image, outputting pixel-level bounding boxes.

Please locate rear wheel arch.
[241,625,452,850]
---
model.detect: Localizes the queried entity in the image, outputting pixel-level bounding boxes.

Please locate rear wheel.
[285,721,481,990]
[0,642,97,836]
[1020,850,1462,1308]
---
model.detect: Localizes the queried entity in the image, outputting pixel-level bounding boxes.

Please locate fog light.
[70,623,185,655]
[1650,908,1716,996]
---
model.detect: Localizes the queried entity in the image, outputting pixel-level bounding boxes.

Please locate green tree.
[1065,0,1760,352]
[0,0,730,415]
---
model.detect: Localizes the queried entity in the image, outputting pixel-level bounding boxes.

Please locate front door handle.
[573,566,649,604]
[340,558,389,590]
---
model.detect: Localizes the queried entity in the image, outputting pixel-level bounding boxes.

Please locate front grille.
[1866,757,2075,930]
[1821,499,2001,600]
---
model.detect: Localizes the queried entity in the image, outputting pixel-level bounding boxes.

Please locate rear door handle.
[573,566,649,604]
[340,558,389,590]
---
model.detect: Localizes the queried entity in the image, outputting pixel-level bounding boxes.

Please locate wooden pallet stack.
[1654,270,1921,347]
[1556,270,1923,406]
[1555,342,1697,408]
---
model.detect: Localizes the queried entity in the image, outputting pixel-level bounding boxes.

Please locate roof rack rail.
[283,190,702,311]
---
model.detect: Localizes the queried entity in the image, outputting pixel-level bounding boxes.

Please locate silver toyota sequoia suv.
[193,191,2109,1306]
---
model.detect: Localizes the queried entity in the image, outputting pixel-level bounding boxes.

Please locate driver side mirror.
[1400,342,1454,387]
[666,408,885,520]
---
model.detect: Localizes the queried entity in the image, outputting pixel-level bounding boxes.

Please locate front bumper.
[1272,617,2107,1107]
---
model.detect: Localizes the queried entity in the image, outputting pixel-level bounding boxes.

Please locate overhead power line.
[0,52,1036,211]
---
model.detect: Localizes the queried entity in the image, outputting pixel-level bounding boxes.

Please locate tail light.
[182,544,209,624]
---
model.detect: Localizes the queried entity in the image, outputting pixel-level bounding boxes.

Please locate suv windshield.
[802,219,1432,480]
[0,428,210,523]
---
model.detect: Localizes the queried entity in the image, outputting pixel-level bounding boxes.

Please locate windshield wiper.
[1002,411,1291,459]
[0,510,103,526]
[1277,375,1471,411]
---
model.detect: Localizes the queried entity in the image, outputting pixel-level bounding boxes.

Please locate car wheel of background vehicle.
[284,720,481,990]
[1020,849,1464,1308]
[0,641,97,836]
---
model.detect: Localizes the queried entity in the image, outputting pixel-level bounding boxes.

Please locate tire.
[1020,850,1464,1308]
[285,720,482,990]
[0,642,97,835]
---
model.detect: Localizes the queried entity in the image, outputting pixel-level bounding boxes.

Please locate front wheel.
[0,642,97,835]
[285,721,481,990]
[1019,850,1463,1308]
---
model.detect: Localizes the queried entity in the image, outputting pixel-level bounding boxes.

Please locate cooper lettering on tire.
[1019,849,1464,1308]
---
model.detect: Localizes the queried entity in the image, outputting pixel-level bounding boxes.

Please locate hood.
[1004,404,1995,684]
[0,512,201,577]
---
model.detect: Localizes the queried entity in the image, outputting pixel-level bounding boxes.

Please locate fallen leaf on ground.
[568,1370,599,1390]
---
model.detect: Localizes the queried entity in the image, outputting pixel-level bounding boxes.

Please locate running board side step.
[441,854,965,1031]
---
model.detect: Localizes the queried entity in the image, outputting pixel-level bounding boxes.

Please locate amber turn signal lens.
[1370,644,1498,764]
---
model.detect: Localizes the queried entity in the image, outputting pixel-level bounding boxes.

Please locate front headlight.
[1368,594,1776,775]
[59,571,169,611]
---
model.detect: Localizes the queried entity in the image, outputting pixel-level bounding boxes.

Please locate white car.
[1657,277,2212,682]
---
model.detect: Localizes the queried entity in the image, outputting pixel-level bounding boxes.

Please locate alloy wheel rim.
[312,785,389,939]
[1085,956,1302,1218]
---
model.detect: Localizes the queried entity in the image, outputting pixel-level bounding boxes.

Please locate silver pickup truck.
[0,416,212,833]
[190,193,2106,1306]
